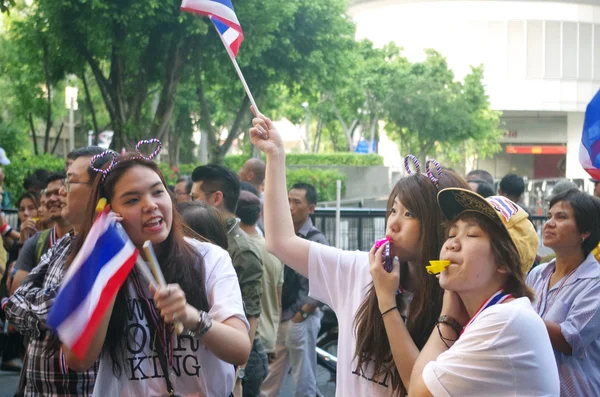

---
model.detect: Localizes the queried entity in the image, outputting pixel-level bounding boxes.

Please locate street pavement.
[0,368,300,396]
[0,370,19,397]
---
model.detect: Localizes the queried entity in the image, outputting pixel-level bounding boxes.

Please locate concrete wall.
[288,165,391,200]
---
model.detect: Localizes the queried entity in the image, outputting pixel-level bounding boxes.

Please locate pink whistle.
[374,237,391,249]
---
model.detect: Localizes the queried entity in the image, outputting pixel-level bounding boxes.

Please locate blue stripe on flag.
[47,225,127,329]
[212,18,231,36]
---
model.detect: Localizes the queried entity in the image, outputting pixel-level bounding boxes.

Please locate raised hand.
[369,242,401,312]
[249,106,284,157]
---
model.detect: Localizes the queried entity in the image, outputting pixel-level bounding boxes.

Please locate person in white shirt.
[62,151,251,397]
[248,110,470,397]
[372,188,559,397]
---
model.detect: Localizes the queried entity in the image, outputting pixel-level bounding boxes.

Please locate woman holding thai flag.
[54,144,251,396]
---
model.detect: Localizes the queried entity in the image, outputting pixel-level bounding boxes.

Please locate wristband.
[0,223,9,235]
[381,306,398,317]
[437,315,462,337]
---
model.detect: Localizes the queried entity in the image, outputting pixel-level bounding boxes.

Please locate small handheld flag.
[142,241,184,335]
[579,89,600,180]
[181,0,258,111]
[47,209,138,360]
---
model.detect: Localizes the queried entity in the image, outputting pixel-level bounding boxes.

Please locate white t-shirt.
[422,297,560,397]
[308,242,400,397]
[93,238,248,397]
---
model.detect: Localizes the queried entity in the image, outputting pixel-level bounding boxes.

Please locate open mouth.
[143,216,164,232]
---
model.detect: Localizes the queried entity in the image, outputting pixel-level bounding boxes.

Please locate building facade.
[348,0,600,179]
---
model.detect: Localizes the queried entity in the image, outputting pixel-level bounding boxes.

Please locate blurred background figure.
[179,201,229,250]
[239,158,266,198]
[174,176,193,203]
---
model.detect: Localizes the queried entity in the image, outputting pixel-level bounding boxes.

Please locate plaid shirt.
[5,232,98,396]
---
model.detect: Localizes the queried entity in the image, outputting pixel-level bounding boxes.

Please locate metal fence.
[312,208,548,251]
[1,209,19,229]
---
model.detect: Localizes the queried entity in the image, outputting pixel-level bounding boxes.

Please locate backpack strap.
[303,228,323,241]
[35,229,52,263]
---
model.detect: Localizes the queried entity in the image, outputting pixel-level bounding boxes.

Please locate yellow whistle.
[32,217,39,222]
[426,260,451,275]
[95,198,108,214]
[593,243,600,263]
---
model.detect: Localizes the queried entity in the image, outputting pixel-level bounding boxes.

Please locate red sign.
[505,145,567,155]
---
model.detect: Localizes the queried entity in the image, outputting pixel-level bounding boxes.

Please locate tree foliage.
[0,0,501,168]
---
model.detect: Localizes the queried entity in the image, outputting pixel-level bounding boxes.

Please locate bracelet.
[1,224,10,236]
[437,315,462,337]
[186,310,212,338]
[381,306,398,317]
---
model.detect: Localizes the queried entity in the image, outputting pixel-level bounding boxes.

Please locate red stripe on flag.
[71,251,138,360]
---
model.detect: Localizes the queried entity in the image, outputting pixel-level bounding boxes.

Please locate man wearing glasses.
[10,172,72,295]
[592,179,600,198]
[5,146,109,397]
[174,176,193,203]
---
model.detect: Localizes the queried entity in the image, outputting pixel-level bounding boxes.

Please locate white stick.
[216,28,259,113]
[135,256,158,289]
[142,241,184,335]
[335,180,341,248]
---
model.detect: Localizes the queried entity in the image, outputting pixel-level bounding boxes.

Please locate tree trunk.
[82,71,100,145]
[216,96,251,159]
[29,113,38,155]
[368,115,377,153]
[150,34,185,142]
[41,35,52,154]
[313,117,323,153]
[51,123,65,155]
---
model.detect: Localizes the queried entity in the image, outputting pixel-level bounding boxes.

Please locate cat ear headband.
[404,154,442,189]
[90,138,163,181]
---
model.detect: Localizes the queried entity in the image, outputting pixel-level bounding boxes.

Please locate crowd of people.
[0,108,595,397]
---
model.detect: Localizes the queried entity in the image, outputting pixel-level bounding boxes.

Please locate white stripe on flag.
[62,215,111,285]
[56,241,136,347]
[580,141,593,168]
[222,28,240,46]
[181,0,240,26]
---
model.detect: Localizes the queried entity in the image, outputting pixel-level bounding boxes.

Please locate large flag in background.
[181,0,244,57]
[47,210,138,360]
[580,89,600,180]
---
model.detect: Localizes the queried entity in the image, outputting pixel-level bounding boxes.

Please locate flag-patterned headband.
[404,154,443,189]
[90,139,163,182]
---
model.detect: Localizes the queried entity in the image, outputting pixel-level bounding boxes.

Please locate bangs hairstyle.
[17,191,41,211]
[353,169,470,395]
[447,212,533,300]
[549,188,600,257]
[65,154,210,375]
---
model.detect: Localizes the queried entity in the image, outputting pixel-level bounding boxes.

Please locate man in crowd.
[5,146,106,396]
[236,190,284,384]
[174,176,193,203]
[499,173,533,216]
[261,182,328,397]
[10,172,71,295]
[191,164,267,396]
[239,158,266,198]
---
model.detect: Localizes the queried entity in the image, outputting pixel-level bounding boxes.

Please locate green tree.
[383,50,501,164]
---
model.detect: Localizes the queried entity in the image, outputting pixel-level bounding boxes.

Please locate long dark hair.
[66,154,210,374]
[353,170,470,395]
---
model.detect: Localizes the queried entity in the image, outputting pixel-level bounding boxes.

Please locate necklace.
[536,265,578,317]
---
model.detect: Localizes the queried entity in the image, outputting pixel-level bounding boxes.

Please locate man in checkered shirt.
[4,146,108,397]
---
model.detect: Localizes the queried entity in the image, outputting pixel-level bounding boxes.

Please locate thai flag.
[47,210,138,360]
[488,196,519,222]
[181,0,244,57]
[580,89,600,180]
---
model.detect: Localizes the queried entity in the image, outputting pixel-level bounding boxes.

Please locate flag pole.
[216,29,259,113]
